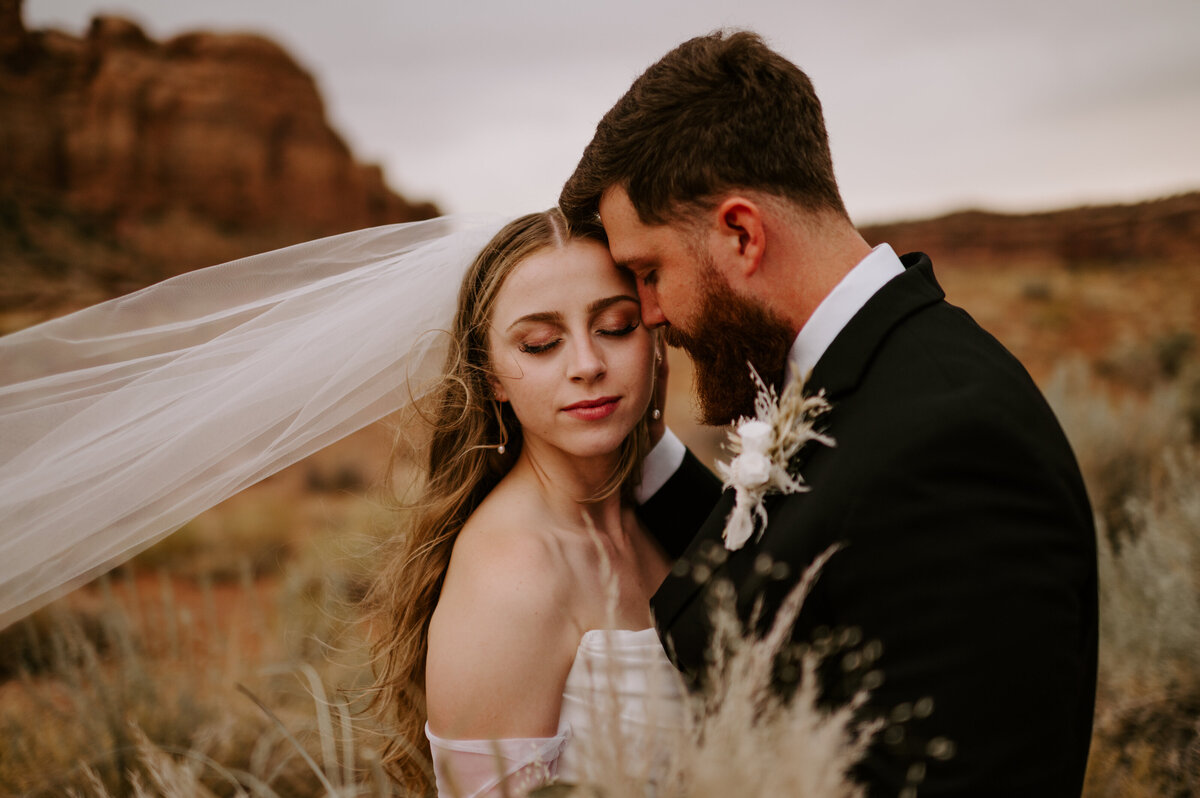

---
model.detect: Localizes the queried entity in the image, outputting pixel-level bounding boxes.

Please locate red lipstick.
[562,396,621,421]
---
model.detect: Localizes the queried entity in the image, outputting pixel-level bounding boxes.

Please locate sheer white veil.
[0,214,508,628]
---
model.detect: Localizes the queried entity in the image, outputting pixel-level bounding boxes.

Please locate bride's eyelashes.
[519,338,560,355]
[597,320,640,338]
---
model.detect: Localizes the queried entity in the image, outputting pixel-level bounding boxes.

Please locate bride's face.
[488,239,654,460]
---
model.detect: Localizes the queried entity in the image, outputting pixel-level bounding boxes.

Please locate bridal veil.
[0,214,506,627]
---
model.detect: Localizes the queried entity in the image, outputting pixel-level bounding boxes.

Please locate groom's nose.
[637,280,668,328]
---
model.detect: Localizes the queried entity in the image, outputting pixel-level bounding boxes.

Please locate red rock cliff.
[0,0,437,310]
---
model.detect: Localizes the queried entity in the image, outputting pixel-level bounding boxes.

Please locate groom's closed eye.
[623,261,658,288]
[614,256,649,278]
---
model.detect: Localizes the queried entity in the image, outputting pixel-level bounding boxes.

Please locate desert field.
[2,240,1198,796]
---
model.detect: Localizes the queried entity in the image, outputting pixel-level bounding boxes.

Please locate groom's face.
[597,187,703,333]
[599,187,793,424]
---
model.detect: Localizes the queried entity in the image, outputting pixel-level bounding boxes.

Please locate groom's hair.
[560,30,847,227]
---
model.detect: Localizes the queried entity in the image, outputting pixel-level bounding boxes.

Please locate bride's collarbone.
[556,515,657,575]
[557,534,663,633]
[450,483,663,630]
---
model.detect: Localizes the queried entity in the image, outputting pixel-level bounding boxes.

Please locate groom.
[561,31,1097,797]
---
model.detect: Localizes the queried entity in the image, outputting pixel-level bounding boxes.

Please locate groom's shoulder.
[836,282,1068,453]
[830,252,1033,397]
[872,274,1033,392]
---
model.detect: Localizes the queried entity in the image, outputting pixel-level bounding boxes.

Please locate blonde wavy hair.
[362,208,653,791]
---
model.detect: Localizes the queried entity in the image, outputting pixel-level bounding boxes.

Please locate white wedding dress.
[425,627,689,797]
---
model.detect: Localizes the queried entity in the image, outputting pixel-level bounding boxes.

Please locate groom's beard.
[663,265,794,426]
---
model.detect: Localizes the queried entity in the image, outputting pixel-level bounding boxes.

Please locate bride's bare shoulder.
[440,482,569,607]
[425,486,577,739]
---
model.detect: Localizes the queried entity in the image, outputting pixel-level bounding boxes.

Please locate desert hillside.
[861,191,1200,270]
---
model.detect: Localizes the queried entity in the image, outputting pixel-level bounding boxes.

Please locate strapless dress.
[426,627,687,797]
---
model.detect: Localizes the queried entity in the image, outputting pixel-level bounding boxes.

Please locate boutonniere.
[716,364,834,551]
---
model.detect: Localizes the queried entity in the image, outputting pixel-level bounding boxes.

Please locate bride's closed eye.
[519,337,561,355]
[593,304,641,338]
[598,319,640,337]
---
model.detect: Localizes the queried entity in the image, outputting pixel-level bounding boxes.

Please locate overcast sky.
[26,0,1200,224]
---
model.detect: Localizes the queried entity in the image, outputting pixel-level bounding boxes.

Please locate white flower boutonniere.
[716,364,834,551]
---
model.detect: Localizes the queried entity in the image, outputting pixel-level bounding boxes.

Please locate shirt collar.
[785,243,905,387]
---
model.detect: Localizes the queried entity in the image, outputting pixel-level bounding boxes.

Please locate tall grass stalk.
[661,546,879,798]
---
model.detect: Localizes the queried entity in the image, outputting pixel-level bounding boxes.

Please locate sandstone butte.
[0,0,438,311]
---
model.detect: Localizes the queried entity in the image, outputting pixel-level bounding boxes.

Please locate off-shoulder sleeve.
[425,722,572,798]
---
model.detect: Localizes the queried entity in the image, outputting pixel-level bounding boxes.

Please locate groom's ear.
[710,197,766,281]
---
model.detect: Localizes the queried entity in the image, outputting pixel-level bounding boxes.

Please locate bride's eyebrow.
[588,295,640,314]
[506,295,639,332]
[506,311,562,331]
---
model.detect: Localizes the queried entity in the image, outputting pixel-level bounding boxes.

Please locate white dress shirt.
[785,243,905,387]
[637,243,905,502]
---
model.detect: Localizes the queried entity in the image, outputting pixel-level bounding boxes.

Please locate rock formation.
[0,0,437,312]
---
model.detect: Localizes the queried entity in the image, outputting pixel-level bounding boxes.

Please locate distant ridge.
[861,192,1200,269]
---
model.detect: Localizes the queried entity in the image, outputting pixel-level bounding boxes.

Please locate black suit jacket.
[642,254,1098,797]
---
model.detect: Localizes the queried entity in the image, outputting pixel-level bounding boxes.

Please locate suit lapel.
[808,253,943,400]
[652,253,945,637]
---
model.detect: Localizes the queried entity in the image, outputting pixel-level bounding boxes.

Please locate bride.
[364,209,715,796]
[0,208,719,797]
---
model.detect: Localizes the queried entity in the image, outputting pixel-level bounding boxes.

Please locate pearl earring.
[492,398,508,456]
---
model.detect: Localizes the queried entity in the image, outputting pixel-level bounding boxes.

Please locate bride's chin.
[563,434,630,461]
[552,424,637,461]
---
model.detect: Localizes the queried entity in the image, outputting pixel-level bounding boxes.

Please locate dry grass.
[1083,447,1200,795]
[1044,355,1200,796]
[0,488,395,797]
[0,589,367,796]
[2,543,876,798]
[651,547,883,798]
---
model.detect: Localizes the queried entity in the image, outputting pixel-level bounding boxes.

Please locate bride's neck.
[511,439,626,533]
